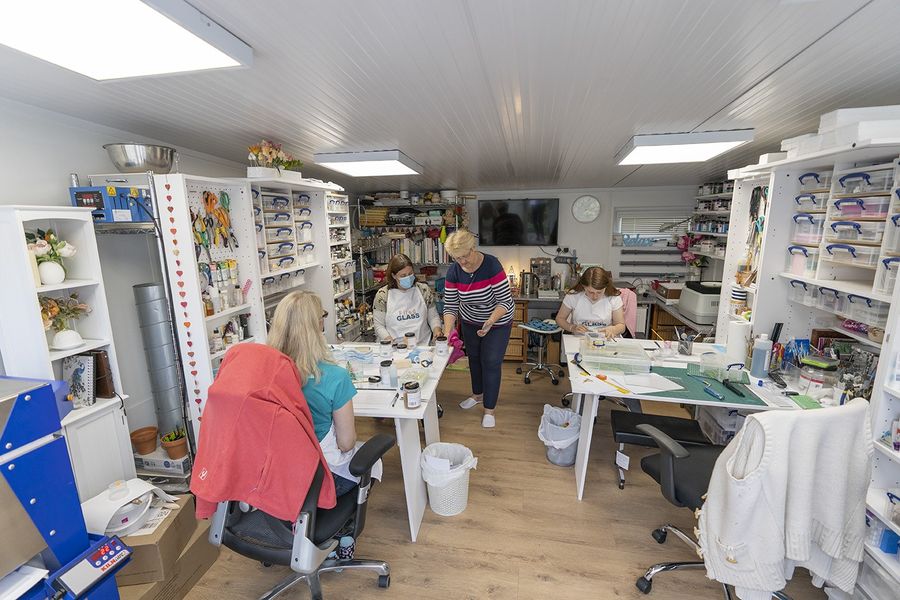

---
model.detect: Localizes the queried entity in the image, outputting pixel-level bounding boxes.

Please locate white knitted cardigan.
[696,398,872,600]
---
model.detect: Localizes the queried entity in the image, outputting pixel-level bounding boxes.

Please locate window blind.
[614,209,690,235]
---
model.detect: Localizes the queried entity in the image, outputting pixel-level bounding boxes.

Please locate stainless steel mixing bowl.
[103,143,177,173]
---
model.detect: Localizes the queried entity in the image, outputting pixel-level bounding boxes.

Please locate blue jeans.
[333,473,357,496]
[461,322,511,409]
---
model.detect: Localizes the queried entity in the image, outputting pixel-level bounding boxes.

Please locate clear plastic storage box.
[825,220,886,244]
[263,211,293,226]
[836,169,893,195]
[823,243,880,268]
[787,280,816,306]
[874,257,900,296]
[266,241,296,258]
[817,287,846,314]
[792,213,826,245]
[786,245,820,277]
[268,255,296,271]
[798,171,832,192]
[831,196,891,219]
[295,220,314,243]
[883,214,900,254]
[793,193,828,212]
[846,294,889,327]
[265,226,295,243]
[261,195,290,211]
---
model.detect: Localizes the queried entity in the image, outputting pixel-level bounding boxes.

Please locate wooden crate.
[504,300,528,361]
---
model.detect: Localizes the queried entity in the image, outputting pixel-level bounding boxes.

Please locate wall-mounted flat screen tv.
[477,198,559,246]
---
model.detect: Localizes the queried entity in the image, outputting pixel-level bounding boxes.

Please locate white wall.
[0,98,245,430]
[465,186,696,285]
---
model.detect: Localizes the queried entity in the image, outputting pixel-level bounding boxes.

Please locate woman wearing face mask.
[555,266,626,337]
[373,253,443,345]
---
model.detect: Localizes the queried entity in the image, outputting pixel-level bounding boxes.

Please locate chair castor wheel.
[558,370,565,378]
[516,367,523,374]
[261,562,273,568]
[437,404,444,418]
[378,575,391,588]
[652,528,668,544]
[561,396,571,407]
[551,378,559,385]
[524,376,531,384]
[618,481,625,490]
[636,576,652,594]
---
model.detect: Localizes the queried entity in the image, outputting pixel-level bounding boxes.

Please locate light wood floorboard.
[188,362,826,600]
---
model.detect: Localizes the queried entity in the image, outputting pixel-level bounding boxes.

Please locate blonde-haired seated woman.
[555,266,626,337]
[268,290,380,496]
[373,253,443,345]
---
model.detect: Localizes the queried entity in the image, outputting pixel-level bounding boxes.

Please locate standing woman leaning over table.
[373,253,443,345]
[442,230,514,429]
[555,266,627,337]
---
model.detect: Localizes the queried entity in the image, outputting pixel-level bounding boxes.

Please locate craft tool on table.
[722,380,745,397]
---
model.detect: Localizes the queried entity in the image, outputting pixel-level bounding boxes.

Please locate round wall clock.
[572,194,601,223]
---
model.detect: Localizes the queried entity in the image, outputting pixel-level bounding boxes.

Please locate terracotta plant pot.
[161,436,188,460]
[130,426,158,455]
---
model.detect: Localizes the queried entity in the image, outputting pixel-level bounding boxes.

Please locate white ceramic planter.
[38,261,66,285]
[247,167,303,183]
[51,328,84,350]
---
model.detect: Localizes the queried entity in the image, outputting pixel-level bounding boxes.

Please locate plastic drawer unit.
[825,220,885,244]
[823,243,879,268]
[798,171,832,193]
[787,280,817,306]
[874,256,900,295]
[884,213,900,254]
[261,195,290,212]
[791,213,826,245]
[794,192,828,213]
[847,294,889,327]
[266,241,296,258]
[265,226,295,243]
[299,243,316,263]
[294,206,312,220]
[817,287,846,315]
[835,169,893,195]
[832,196,891,219]
[786,245,820,277]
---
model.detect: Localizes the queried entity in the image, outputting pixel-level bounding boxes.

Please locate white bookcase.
[0,205,135,500]
[722,139,900,590]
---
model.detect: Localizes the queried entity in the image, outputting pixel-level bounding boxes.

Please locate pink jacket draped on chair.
[618,287,637,337]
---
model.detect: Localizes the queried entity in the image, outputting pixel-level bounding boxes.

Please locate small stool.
[516,322,564,385]
[609,410,710,489]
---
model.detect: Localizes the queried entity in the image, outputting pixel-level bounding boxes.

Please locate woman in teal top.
[268,290,359,496]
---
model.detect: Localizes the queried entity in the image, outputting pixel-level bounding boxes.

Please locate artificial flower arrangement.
[676,233,707,268]
[39,293,91,350]
[26,228,77,265]
[247,140,303,173]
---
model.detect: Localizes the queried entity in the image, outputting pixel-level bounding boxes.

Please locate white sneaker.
[482,414,496,428]
[459,397,481,410]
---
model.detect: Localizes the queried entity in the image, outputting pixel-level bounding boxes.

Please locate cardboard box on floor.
[116,495,197,586]
[118,520,218,600]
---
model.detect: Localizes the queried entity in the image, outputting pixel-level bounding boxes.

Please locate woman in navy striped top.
[442,230,514,428]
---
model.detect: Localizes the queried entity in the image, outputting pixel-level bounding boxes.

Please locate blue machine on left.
[0,377,131,598]
[69,185,154,224]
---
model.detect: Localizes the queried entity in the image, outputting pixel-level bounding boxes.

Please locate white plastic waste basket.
[538,404,581,466]
[421,443,477,516]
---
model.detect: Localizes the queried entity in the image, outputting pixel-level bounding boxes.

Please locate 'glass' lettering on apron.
[397,311,421,321]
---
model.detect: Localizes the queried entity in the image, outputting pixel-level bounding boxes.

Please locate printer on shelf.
[677,281,721,324]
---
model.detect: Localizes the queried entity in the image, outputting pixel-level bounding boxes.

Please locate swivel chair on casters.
[635,425,791,600]
[209,434,396,600]
[516,322,565,385]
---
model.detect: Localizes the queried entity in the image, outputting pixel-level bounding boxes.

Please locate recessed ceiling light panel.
[0,0,253,80]
[314,150,423,177]
[616,130,754,165]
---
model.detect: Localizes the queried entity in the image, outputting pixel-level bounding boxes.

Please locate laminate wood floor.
[188,362,826,600]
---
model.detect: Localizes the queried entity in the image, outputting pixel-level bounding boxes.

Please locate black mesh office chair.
[635,425,791,600]
[209,434,395,600]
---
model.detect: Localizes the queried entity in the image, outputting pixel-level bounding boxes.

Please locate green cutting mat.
[647,367,766,406]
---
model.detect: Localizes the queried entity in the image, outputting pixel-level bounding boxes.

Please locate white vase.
[247,166,281,179]
[38,261,66,285]
[51,328,84,350]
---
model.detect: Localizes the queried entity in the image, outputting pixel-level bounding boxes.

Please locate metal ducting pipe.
[133,283,185,436]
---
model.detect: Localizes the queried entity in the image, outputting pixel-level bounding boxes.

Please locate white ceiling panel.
[0,0,897,191]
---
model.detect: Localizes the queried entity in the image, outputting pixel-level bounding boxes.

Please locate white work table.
[338,344,446,542]
[561,335,798,501]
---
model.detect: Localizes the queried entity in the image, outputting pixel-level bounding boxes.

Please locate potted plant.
[247,140,303,182]
[677,234,707,281]
[160,426,188,459]
[40,293,91,350]
[26,228,76,285]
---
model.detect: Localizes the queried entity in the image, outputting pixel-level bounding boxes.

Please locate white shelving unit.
[0,205,135,500]
[721,131,900,592]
